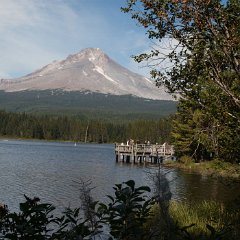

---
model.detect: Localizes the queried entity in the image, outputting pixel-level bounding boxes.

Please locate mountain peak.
[80,47,104,55]
[0,48,173,100]
[65,48,107,65]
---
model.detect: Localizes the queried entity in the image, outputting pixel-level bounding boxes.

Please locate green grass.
[149,200,240,239]
[170,201,240,238]
[165,158,240,179]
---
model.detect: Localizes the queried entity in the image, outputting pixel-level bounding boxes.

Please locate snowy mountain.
[0,48,173,100]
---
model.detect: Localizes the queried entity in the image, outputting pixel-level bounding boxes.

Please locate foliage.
[0,180,154,240]
[122,0,240,163]
[103,180,154,239]
[0,195,57,239]
[171,97,240,163]
[0,181,239,239]
[172,100,215,160]
[122,0,240,108]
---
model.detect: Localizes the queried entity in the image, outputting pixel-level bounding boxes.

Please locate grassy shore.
[164,156,240,179]
[149,200,240,239]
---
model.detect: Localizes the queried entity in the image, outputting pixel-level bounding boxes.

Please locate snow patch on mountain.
[82,70,88,76]
[93,65,117,84]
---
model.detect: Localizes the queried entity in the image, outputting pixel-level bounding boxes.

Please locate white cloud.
[0,0,78,30]
[0,0,36,29]
[0,0,80,78]
[0,0,124,77]
[0,0,154,78]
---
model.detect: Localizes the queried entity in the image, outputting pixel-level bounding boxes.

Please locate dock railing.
[115,142,174,164]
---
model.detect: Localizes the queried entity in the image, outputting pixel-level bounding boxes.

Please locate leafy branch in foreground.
[0,180,239,239]
[103,180,154,239]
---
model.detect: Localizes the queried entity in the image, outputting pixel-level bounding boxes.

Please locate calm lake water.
[0,139,239,212]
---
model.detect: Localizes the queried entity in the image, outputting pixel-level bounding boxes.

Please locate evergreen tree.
[123,0,240,162]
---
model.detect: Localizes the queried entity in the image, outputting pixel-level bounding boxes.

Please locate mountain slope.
[0,48,172,100]
[0,90,177,120]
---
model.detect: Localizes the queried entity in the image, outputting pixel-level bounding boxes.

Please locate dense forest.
[0,110,172,144]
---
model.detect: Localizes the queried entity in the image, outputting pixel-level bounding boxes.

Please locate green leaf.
[206,224,216,235]
[107,195,114,202]
[115,184,122,190]
[137,186,151,192]
[124,180,135,190]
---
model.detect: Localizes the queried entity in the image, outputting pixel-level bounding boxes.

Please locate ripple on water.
[0,140,239,212]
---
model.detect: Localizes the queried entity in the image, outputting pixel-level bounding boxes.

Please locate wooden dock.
[115,142,174,164]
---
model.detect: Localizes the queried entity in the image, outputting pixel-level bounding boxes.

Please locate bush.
[0,181,154,240]
[0,181,239,240]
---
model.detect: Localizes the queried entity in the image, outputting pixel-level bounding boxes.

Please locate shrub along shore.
[164,157,240,180]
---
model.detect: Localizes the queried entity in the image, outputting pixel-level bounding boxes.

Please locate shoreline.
[0,136,114,145]
[164,160,240,180]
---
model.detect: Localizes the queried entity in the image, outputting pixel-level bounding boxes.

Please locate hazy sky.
[0,0,152,79]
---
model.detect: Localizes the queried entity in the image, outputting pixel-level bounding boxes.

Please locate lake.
[0,139,239,212]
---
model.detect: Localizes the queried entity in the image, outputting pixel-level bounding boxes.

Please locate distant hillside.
[0,90,177,121]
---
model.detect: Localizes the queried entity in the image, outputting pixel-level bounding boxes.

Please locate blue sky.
[0,0,150,79]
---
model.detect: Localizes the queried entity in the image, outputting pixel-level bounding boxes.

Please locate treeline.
[0,110,172,144]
